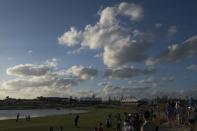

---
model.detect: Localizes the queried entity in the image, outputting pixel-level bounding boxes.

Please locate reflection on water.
[0,109,86,120]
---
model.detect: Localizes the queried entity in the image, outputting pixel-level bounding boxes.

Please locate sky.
[0,0,197,99]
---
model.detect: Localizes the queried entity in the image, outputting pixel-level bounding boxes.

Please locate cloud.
[158,36,197,63]
[145,57,158,66]
[98,82,156,98]
[128,76,160,88]
[1,58,99,98]
[66,65,98,80]
[58,2,154,68]
[161,75,175,81]
[166,25,178,38]
[3,77,78,90]
[7,64,53,77]
[97,79,196,99]
[58,27,82,46]
[104,66,155,79]
[94,53,103,58]
[28,50,33,54]
[186,64,197,71]
[66,47,85,55]
[7,57,13,61]
[155,23,163,28]
[118,2,143,21]
[6,59,57,77]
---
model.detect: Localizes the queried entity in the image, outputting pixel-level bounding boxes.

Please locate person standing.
[188,107,197,131]
[49,127,53,131]
[16,113,20,122]
[166,101,176,128]
[59,126,64,131]
[98,123,104,131]
[141,110,156,131]
[74,114,80,127]
[116,113,121,131]
[106,114,112,128]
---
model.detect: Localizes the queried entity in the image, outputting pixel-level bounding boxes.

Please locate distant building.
[79,95,102,105]
[37,96,69,102]
[121,98,139,105]
[4,98,17,104]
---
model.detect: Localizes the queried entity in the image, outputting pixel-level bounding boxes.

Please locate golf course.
[0,107,136,131]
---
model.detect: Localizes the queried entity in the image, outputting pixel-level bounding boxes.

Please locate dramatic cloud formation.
[104,66,155,79]
[58,2,154,68]
[1,1,196,99]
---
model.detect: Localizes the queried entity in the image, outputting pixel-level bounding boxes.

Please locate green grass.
[0,107,136,131]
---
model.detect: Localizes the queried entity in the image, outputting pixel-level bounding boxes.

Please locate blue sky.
[0,0,197,99]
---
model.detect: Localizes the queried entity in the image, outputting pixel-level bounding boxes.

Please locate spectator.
[116,117,121,131]
[153,114,160,131]
[98,123,104,131]
[122,122,131,131]
[16,113,20,122]
[166,101,176,128]
[49,126,53,131]
[93,127,98,131]
[59,126,64,131]
[74,114,80,127]
[188,107,197,131]
[141,110,156,131]
[106,114,112,128]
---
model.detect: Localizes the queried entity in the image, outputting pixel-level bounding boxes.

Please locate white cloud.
[58,2,152,68]
[96,79,197,99]
[128,77,159,88]
[161,75,175,81]
[28,50,33,54]
[166,25,178,38]
[158,36,197,63]
[104,66,155,79]
[66,47,85,55]
[145,57,158,66]
[1,58,99,98]
[187,64,197,71]
[6,59,57,77]
[58,27,82,46]
[7,64,53,77]
[94,53,103,58]
[98,82,156,98]
[155,23,163,28]
[118,2,143,21]
[66,65,98,80]
[7,57,13,61]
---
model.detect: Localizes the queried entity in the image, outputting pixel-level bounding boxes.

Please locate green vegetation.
[0,107,136,131]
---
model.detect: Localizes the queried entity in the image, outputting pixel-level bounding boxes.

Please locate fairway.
[0,107,136,131]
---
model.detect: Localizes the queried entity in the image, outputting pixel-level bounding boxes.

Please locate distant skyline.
[0,0,197,99]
